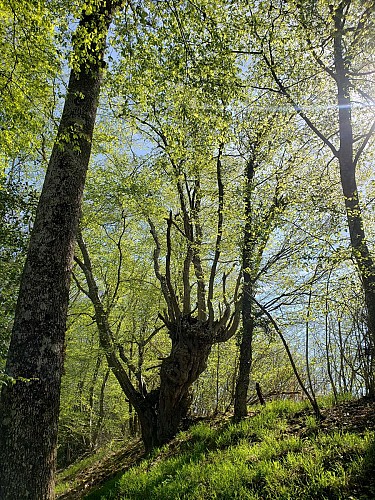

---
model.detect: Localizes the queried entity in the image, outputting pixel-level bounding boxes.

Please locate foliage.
[1,0,374,486]
[81,399,375,500]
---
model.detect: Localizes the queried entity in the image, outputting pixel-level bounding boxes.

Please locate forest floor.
[56,397,375,499]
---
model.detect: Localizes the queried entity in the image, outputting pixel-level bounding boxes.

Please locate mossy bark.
[0,3,119,498]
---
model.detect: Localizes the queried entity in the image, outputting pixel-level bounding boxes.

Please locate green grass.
[56,440,124,495]
[78,400,375,499]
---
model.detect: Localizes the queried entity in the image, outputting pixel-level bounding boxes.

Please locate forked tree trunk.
[0,3,120,498]
[76,233,228,452]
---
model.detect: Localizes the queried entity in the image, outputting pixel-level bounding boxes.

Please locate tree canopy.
[0,0,374,498]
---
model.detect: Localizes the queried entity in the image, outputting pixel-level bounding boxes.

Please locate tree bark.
[333,2,375,395]
[157,316,213,444]
[234,155,255,421]
[0,3,120,498]
[234,154,257,421]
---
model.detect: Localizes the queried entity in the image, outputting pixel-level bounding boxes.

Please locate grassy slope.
[57,398,375,500]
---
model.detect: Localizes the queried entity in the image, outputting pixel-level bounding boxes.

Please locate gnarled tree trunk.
[157,317,213,443]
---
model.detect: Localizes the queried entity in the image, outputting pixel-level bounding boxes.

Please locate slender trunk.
[337,320,348,394]
[256,382,265,406]
[91,368,110,448]
[252,296,322,419]
[89,351,103,449]
[215,343,220,414]
[334,4,375,395]
[234,158,255,421]
[0,3,119,498]
[305,271,320,414]
[324,273,338,402]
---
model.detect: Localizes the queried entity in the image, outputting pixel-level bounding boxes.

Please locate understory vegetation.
[57,398,375,499]
[1,1,374,498]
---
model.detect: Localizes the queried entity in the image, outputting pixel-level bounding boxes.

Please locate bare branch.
[208,144,225,325]
[262,53,339,157]
[354,119,375,167]
[251,296,321,417]
[71,266,90,297]
[75,231,143,407]
[109,211,127,310]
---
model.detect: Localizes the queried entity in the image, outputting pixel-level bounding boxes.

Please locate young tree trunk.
[234,158,255,421]
[91,368,110,449]
[89,352,103,450]
[0,3,120,498]
[233,310,254,421]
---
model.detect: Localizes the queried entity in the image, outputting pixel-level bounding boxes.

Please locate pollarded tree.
[69,0,245,449]
[74,141,242,451]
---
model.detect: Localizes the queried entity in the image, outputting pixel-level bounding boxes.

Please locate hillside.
[56,397,375,499]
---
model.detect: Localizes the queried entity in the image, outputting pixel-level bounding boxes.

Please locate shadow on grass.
[348,436,375,499]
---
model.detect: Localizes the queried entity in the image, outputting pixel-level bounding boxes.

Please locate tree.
[0,1,123,498]
[0,0,58,381]
[233,112,290,420]
[64,0,245,450]
[248,0,375,393]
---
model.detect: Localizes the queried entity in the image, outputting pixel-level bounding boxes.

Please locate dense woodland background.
[0,0,374,498]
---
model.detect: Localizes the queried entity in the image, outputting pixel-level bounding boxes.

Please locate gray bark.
[0,3,120,498]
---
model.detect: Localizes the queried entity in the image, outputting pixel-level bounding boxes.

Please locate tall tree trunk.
[333,3,375,395]
[0,3,120,498]
[234,158,255,421]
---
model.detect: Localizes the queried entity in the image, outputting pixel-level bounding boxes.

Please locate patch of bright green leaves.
[85,400,375,499]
